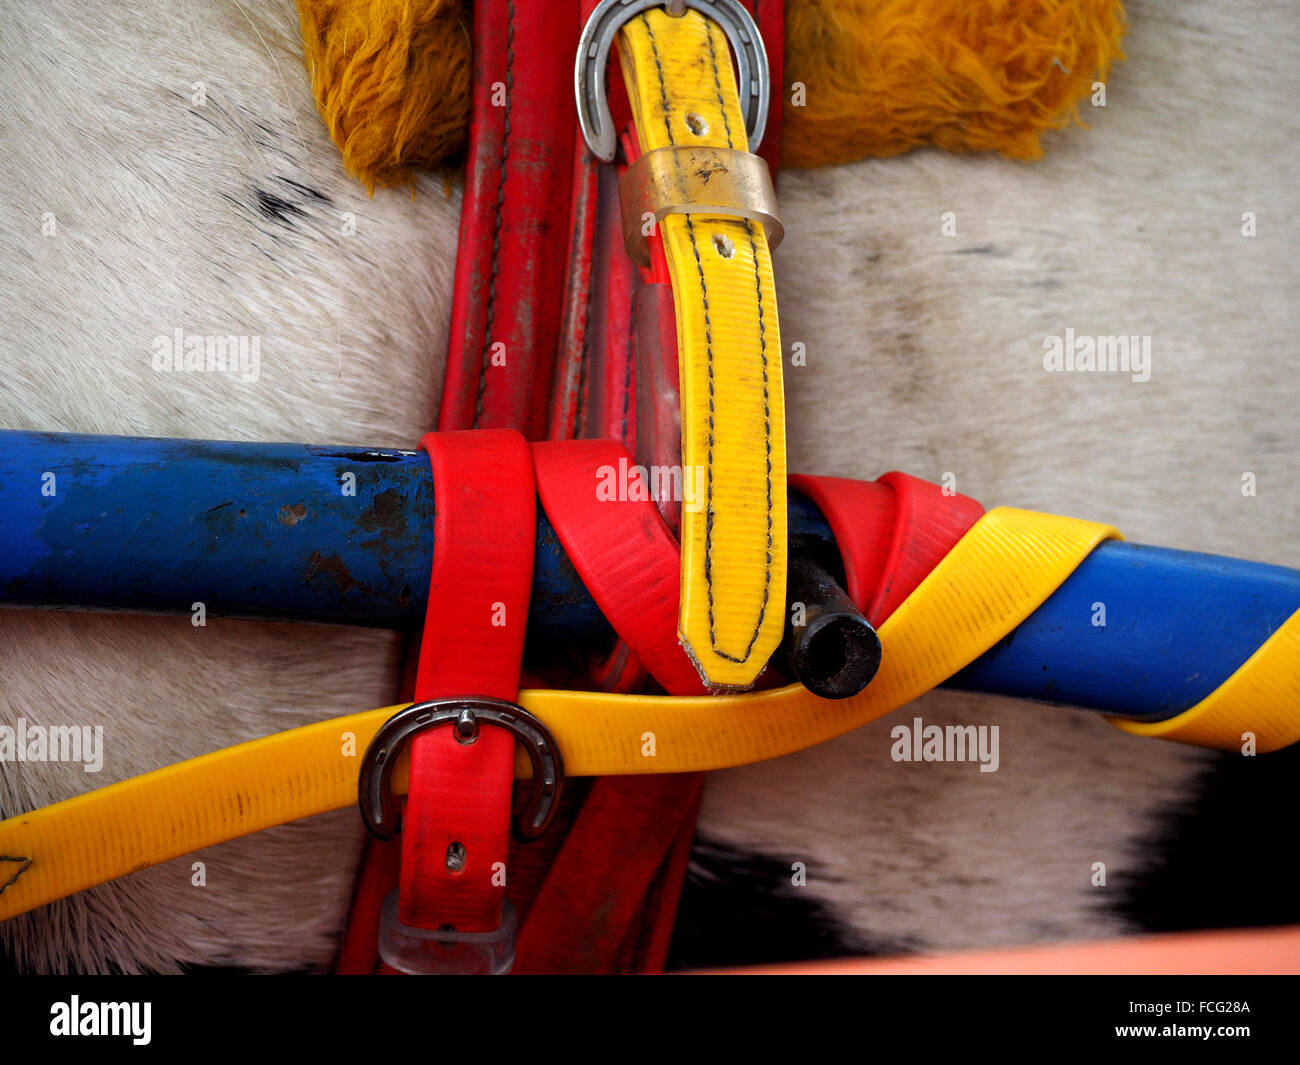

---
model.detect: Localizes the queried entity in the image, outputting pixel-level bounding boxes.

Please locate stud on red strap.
[398,430,536,937]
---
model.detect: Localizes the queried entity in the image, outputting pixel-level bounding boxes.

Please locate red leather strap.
[518,440,711,972]
[789,472,985,624]
[512,774,703,973]
[400,429,536,931]
[629,786,702,972]
[549,0,637,444]
[531,439,706,696]
[335,836,402,974]
[869,472,984,623]
[409,0,574,945]
[548,128,601,441]
[586,195,641,450]
[439,1,579,439]
[788,476,895,611]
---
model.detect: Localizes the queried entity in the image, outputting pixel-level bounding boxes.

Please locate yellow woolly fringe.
[296,0,471,190]
[782,0,1126,166]
[294,0,1126,182]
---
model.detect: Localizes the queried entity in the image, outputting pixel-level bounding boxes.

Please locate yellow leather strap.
[0,508,1114,921]
[1107,607,1300,753]
[616,9,786,689]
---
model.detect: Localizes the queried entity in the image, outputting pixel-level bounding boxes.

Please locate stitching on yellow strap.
[1107,608,1300,753]
[0,508,1116,920]
[617,9,786,689]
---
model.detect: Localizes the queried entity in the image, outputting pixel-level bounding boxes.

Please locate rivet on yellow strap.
[0,508,1117,921]
[1108,608,1300,753]
[617,8,786,689]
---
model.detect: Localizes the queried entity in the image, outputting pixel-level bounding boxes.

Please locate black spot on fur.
[254,188,308,225]
[954,244,1010,257]
[1116,744,1300,933]
[274,176,333,205]
[667,836,918,970]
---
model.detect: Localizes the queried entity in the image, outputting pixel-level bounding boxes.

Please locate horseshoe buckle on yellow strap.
[580,2,788,690]
[575,0,769,164]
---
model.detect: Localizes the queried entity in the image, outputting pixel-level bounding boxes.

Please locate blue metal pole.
[2,430,1297,723]
[0,431,608,646]
[945,542,1300,719]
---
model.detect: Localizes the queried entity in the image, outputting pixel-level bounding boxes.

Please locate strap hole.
[712,233,735,259]
[445,841,467,873]
[684,111,709,137]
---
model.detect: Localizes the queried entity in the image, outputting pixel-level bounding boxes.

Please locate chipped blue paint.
[0,431,608,646]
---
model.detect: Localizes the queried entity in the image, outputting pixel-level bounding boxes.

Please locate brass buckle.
[575,0,770,163]
[619,145,783,267]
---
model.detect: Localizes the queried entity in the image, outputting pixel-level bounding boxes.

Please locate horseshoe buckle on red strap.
[358,695,564,975]
[358,696,565,843]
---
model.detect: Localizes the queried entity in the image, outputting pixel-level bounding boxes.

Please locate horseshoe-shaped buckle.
[575,0,770,163]
[358,696,564,842]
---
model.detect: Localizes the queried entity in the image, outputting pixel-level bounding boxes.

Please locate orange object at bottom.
[695,925,1300,975]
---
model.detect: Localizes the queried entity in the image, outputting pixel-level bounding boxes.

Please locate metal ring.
[575,0,770,163]
[358,696,564,842]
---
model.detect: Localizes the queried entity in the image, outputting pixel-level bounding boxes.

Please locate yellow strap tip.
[1108,608,1300,753]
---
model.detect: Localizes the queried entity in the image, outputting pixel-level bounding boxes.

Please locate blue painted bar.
[2,430,1297,722]
[946,541,1300,720]
[0,431,607,646]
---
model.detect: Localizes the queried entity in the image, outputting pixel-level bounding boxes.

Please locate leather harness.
[352,0,792,973]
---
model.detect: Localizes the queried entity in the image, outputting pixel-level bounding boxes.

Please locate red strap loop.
[400,429,536,932]
[789,471,985,624]
[531,439,707,696]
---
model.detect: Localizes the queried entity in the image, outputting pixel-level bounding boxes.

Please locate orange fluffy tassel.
[782,0,1127,166]
[296,0,471,190]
